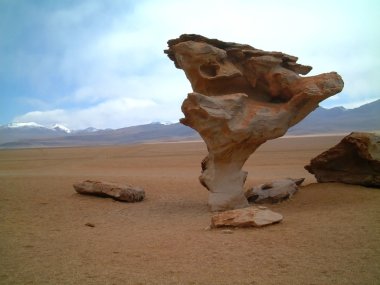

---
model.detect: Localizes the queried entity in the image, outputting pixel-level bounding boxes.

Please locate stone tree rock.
[165,34,344,211]
[305,132,380,187]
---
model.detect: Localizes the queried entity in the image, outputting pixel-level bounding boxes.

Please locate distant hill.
[0,122,199,148]
[287,99,380,135]
[0,99,379,148]
[0,122,72,145]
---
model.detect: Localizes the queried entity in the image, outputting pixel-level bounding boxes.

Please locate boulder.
[246,178,304,203]
[211,207,283,228]
[165,34,344,211]
[73,180,145,202]
[305,132,380,187]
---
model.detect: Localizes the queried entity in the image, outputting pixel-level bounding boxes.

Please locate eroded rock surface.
[165,34,344,211]
[246,178,304,203]
[74,180,145,202]
[211,207,283,228]
[305,132,380,187]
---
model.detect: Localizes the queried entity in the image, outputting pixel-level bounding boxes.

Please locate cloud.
[3,0,380,127]
[14,96,183,130]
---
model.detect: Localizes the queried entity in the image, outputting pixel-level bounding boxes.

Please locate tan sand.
[0,135,379,285]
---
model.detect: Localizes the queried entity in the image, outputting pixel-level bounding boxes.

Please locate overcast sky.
[1,0,379,129]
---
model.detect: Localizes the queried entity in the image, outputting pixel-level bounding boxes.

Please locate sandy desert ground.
[0,135,379,285]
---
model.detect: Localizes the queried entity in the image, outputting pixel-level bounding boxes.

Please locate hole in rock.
[200,63,220,77]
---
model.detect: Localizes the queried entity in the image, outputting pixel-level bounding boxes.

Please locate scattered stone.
[258,206,267,210]
[211,207,283,228]
[305,132,380,188]
[85,222,95,227]
[165,34,344,211]
[246,178,304,203]
[74,180,145,202]
[221,229,234,234]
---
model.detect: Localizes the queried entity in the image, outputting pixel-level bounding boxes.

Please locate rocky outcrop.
[73,180,145,202]
[210,206,283,228]
[246,178,304,203]
[165,34,344,211]
[305,132,380,187]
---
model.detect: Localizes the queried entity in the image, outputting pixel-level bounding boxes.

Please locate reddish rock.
[211,207,283,228]
[305,132,380,187]
[165,34,344,211]
[73,180,145,202]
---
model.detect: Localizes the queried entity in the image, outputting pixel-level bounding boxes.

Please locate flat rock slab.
[211,207,283,228]
[73,180,145,202]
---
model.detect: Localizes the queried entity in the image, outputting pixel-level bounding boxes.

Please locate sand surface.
[1,135,379,285]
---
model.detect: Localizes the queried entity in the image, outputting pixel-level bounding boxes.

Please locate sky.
[1,0,379,129]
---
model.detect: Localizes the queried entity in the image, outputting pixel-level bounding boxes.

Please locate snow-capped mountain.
[3,122,72,133]
[52,124,71,133]
[78,127,99,133]
[149,121,176,126]
[0,99,378,148]
[0,122,73,145]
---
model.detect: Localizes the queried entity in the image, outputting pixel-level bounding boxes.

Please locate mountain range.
[1,99,379,148]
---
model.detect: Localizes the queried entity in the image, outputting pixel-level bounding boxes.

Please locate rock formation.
[305,132,380,187]
[165,34,344,211]
[74,180,145,202]
[211,206,283,228]
[245,178,304,203]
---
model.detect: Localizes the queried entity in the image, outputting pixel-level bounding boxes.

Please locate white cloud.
[6,0,380,127]
[14,96,183,130]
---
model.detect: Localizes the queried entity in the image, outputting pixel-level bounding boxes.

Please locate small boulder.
[211,207,283,228]
[245,178,304,203]
[73,180,145,202]
[305,132,380,187]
